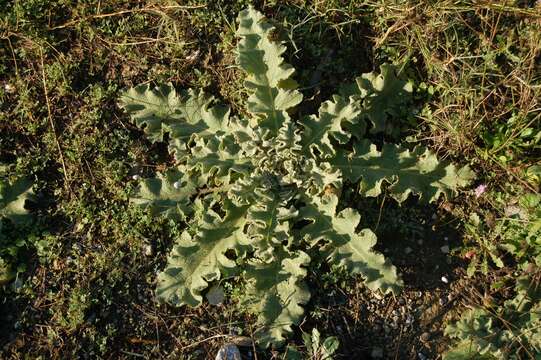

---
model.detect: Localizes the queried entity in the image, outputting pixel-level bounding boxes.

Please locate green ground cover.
[1,1,540,359]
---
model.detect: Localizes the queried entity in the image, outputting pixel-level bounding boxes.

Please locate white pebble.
[144,244,153,256]
[4,83,15,93]
[132,174,140,181]
[441,276,449,284]
[173,181,181,189]
[440,245,450,254]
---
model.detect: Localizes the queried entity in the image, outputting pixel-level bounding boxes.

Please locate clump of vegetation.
[444,276,541,359]
[120,7,472,346]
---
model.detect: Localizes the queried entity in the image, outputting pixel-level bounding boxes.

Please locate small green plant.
[463,192,541,276]
[302,328,339,360]
[444,276,541,359]
[119,7,472,347]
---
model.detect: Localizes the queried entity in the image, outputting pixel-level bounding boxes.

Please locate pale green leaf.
[131,170,199,221]
[299,194,402,294]
[119,84,232,160]
[236,6,302,135]
[244,249,311,347]
[156,200,250,306]
[300,95,364,158]
[343,64,413,134]
[330,139,474,203]
[187,135,253,185]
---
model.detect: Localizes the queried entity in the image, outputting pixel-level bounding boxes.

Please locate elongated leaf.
[244,249,311,347]
[237,7,302,135]
[246,188,297,261]
[330,139,474,202]
[119,84,231,160]
[299,194,402,294]
[156,200,250,306]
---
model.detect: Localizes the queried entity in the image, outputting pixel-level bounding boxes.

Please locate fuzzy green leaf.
[131,170,199,221]
[299,194,402,294]
[245,249,311,347]
[300,95,364,158]
[187,135,253,185]
[156,200,250,306]
[330,140,474,202]
[343,64,413,134]
[119,84,231,159]
[237,7,303,135]
[246,188,298,261]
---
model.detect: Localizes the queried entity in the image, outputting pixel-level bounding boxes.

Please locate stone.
[371,347,384,358]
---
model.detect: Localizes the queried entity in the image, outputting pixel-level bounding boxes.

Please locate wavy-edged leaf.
[236,6,302,135]
[299,194,402,294]
[131,170,199,221]
[342,64,413,134]
[246,188,298,261]
[330,139,474,203]
[156,200,250,306]
[188,135,253,186]
[303,159,342,195]
[300,95,364,158]
[119,84,232,159]
[244,249,311,347]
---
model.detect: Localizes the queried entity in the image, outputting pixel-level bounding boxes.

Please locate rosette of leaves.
[119,7,473,347]
[0,164,34,284]
[444,276,541,359]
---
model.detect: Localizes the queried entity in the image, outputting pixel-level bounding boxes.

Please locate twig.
[177,334,229,351]
[50,4,206,30]
[6,36,18,76]
[120,350,146,358]
[39,48,71,193]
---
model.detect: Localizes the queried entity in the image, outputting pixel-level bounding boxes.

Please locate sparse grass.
[1,0,540,358]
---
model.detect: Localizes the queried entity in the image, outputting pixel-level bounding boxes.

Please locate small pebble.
[132,174,140,181]
[441,276,449,284]
[173,181,181,189]
[418,352,427,360]
[4,83,15,93]
[215,344,241,360]
[371,347,384,358]
[440,245,450,254]
[404,247,413,254]
[431,213,437,220]
[439,298,446,306]
[405,314,414,324]
[144,244,153,256]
